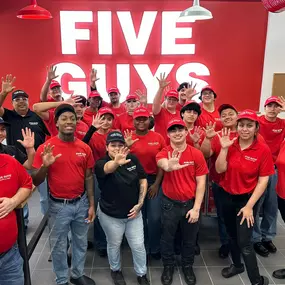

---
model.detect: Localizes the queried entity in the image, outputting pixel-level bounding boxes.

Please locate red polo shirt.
[196,106,222,131]
[276,141,285,199]
[32,136,94,199]
[130,131,166,175]
[75,120,89,140]
[115,112,135,134]
[258,115,285,162]
[89,130,112,162]
[154,108,180,144]
[219,138,274,195]
[0,154,32,253]
[156,145,208,201]
[109,103,126,117]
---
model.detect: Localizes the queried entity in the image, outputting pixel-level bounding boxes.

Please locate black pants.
[278,195,285,222]
[161,195,199,267]
[221,188,261,285]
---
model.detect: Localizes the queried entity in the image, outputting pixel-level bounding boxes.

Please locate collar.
[13,109,32,118]
[233,136,259,151]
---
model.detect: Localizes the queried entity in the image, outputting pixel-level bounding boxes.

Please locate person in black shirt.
[95,131,149,285]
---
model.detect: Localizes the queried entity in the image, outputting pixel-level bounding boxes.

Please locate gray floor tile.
[202,250,231,267]
[265,266,285,284]
[149,267,183,285]
[90,268,113,285]
[239,267,274,285]
[257,251,285,266]
[29,253,40,271]
[207,267,243,285]
[92,253,110,268]
[31,270,56,285]
[35,253,53,270]
[273,237,285,250]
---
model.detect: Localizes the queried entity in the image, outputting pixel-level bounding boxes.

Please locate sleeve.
[130,154,147,179]
[82,125,97,144]
[2,108,14,121]
[156,147,168,163]
[194,149,209,176]
[159,134,167,149]
[95,158,107,178]
[85,145,95,169]
[16,160,33,190]
[211,134,220,155]
[259,146,275,176]
[32,145,44,169]
[15,147,28,165]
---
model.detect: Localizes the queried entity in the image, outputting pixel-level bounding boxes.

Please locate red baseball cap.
[88,91,102,99]
[50,80,61,89]
[218,104,238,114]
[126,94,139,101]
[133,107,150,119]
[200,85,217,99]
[165,89,179,100]
[167,118,186,130]
[237,109,259,122]
[107,87,120,94]
[98,107,114,117]
[264,96,282,107]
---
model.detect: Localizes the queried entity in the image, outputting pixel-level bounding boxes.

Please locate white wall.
[260,12,285,114]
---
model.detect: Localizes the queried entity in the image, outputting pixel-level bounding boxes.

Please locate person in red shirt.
[252,96,284,257]
[107,87,126,116]
[272,141,285,279]
[215,110,274,285]
[156,118,208,285]
[115,94,140,134]
[180,100,205,148]
[153,73,180,143]
[0,154,32,285]
[196,86,222,131]
[31,104,96,285]
[124,106,166,259]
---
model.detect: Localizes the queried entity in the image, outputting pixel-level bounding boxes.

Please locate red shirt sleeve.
[194,149,209,176]
[32,145,44,169]
[16,161,33,190]
[211,134,221,154]
[85,145,95,169]
[159,134,167,149]
[259,145,275,177]
[156,147,169,163]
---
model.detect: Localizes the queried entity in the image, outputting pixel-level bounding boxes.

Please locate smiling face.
[0,124,6,143]
[182,109,198,124]
[56,112,77,135]
[106,141,125,159]
[237,119,258,140]
[265,102,281,119]
[166,96,178,111]
[126,99,139,113]
[201,89,215,104]
[220,108,238,128]
[73,103,86,120]
[134,116,149,132]
[89,97,102,109]
[167,125,187,144]
[100,114,114,130]
[12,96,29,114]
[179,87,187,101]
[108,92,120,104]
[50,86,62,101]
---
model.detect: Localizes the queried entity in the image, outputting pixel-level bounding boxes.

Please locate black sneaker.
[137,275,150,285]
[254,242,269,257]
[194,244,200,256]
[98,248,107,257]
[221,264,245,278]
[161,266,174,285]
[273,268,285,279]
[262,240,277,253]
[219,244,230,259]
[111,270,126,285]
[256,275,269,285]
[70,275,96,285]
[182,266,196,285]
[151,252,161,260]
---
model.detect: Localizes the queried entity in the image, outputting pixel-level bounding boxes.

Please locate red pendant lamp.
[17,0,52,19]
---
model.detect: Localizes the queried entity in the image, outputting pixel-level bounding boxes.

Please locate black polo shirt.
[0,143,27,165]
[95,154,146,219]
[3,108,49,153]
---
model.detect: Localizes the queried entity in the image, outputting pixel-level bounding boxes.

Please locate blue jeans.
[48,194,90,284]
[252,171,278,243]
[142,174,162,254]
[0,244,24,285]
[212,182,229,246]
[98,205,147,276]
[93,175,107,250]
[38,179,49,215]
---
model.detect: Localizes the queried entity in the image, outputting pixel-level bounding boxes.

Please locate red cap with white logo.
[133,107,150,119]
[98,107,114,117]
[264,96,282,107]
[237,109,259,122]
[165,89,179,100]
[50,80,61,89]
[167,118,186,130]
[88,91,102,99]
[126,94,139,101]
[200,85,217,99]
[107,87,120,94]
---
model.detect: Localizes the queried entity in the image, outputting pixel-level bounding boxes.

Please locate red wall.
[0,0,268,110]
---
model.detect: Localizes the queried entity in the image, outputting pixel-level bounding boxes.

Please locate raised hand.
[156,72,171,90]
[1,74,16,94]
[92,113,104,129]
[46,65,58,81]
[124,130,139,147]
[185,81,198,100]
[218,128,237,149]
[17,128,35,150]
[135,89,147,106]
[41,144,62,167]
[167,149,188,171]
[90,68,100,83]
[279,96,285,111]
[203,122,217,139]
[114,147,131,166]
[189,126,202,144]
[64,94,82,105]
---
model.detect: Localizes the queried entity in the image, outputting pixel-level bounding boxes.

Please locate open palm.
[218,128,237,149]
[17,128,34,149]
[41,144,62,167]
[1,74,16,94]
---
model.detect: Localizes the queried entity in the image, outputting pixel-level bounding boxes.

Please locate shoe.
[273,268,285,279]
[111,270,126,285]
[182,266,196,285]
[161,266,174,285]
[87,241,94,250]
[151,252,161,260]
[219,244,229,259]
[221,264,245,278]
[262,240,277,253]
[137,275,150,285]
[255,275,269,285]
[70,275,96,285]
[97,248,107,257]
[254,242,269,257]
[67,253,72,268]
[194,244,200,256]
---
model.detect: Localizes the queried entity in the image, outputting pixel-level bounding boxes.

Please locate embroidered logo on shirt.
[272,129,283,133]
[148,142,159,146]
[127,165,136,171]
[244,156,257,162]
[29,122,39,125]
[76,152,86,157]
[0,174,12,181]
[183,161,194,165]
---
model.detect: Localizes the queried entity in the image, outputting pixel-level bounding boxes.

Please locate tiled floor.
[26,191,285,285]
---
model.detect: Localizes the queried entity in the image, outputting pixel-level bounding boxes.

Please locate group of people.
[0,65,285,285]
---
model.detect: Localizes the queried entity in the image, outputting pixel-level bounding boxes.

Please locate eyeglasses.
[13,97,28,102]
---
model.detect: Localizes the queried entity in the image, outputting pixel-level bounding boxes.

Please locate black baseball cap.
[218,104,238,115]
[0,117,10,126]
[54,104,77,122]
[106,131,125,145]
[12,90,29,100]
[180,100,201,117]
